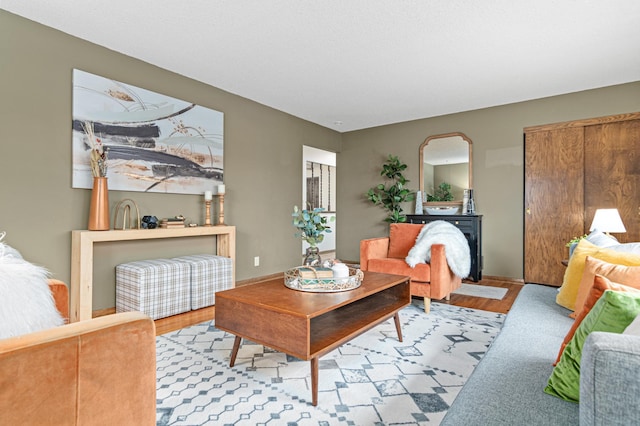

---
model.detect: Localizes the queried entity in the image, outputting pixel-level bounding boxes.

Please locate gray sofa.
[441,283,640,425]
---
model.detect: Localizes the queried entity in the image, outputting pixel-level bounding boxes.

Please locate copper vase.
[88,177,110,231]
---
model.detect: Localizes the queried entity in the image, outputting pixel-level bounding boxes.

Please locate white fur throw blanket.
[0,240,64,339]
[405,220,471,278]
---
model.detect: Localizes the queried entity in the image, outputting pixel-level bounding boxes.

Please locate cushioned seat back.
[388,223,424,258]
[368,258,431,282]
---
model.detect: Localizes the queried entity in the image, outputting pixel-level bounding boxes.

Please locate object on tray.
[331,262,350,278]
[284,266,364,293]
[298,266,333,279]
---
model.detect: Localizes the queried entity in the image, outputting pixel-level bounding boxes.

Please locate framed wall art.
[72,69,224,194]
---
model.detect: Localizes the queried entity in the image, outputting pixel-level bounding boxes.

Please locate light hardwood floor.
[443,277,523,314]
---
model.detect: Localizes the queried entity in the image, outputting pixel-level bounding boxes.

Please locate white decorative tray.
[284,266,364,292]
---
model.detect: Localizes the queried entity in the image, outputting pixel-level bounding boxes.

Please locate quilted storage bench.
[116,258,191,320]
[116,255,234,319]
[172,254,233,309]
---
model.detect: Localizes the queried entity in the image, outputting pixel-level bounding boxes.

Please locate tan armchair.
[360,223,462,313]
[0,280,157,425]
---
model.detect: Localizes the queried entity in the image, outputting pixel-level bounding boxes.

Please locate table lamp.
[590,208,626,235]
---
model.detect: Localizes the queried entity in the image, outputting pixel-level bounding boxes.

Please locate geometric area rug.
[156,300,505,425]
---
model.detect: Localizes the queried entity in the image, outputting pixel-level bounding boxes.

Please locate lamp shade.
[590,208,626,233]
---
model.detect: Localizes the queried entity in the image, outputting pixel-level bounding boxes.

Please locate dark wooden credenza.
[406,214,483,282]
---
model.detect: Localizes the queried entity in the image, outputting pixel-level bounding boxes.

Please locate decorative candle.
[217,184,225,195]
[204,191,213,201]
[331,262,349,278]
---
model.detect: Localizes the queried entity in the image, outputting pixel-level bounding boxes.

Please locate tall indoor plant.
[366,155,415,223]
[292,205,334,265]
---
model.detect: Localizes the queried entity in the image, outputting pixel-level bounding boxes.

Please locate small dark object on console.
[141,215,159,229]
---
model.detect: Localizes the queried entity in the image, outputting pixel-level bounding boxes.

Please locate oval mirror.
[419,132,472,207]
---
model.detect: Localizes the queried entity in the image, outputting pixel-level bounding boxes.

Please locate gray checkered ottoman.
[115,259,191,320]
[172,254,233,309]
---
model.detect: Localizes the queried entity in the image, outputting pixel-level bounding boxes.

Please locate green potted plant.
[427,182,454,202]
[566,234,588,257]
[292,205,335,265]
[366,155,415,223]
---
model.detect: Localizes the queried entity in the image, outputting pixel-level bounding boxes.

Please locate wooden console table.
[70,226,236,322]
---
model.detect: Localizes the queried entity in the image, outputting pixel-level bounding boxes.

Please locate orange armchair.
[360,223,462,312]
[0,280,157,425]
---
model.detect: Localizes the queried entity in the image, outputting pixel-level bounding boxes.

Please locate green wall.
[338,82,640,280]
[0,11,341,309]
[3,11,640,311]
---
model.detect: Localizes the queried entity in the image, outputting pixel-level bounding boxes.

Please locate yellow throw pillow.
[556,239,640,311]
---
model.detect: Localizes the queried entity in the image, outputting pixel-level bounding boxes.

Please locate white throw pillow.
[586,230,619,248]
[609,243,640,255]
[0,242,64,339]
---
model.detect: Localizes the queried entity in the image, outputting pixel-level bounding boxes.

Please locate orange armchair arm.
[0,312,156,425]
[48,279,69,323]
[429,244,462,299]
[360,237,390,270]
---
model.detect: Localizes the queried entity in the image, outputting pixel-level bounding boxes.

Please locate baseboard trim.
[92,307,116,318]
[480,275,525,285]
[236,272,284,287]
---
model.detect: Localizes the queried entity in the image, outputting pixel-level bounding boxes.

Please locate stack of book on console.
[159,217,185,229]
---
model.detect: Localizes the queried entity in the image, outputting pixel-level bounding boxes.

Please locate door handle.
[526,207,531,215]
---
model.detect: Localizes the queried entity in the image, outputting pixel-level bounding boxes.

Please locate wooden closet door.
[584,119,640,243]
[524,128,585,285]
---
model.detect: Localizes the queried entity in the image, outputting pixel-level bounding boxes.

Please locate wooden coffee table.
[215,271,410,406]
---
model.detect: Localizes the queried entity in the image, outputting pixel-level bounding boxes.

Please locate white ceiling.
[3,1,640,132]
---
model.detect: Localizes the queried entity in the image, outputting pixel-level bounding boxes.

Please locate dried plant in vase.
[82,121,108,177]
[83,121,111,230]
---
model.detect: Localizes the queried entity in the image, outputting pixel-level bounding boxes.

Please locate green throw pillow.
[545,290,640,402]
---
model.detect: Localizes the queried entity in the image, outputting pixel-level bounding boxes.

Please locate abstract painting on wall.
[72,69,223,194]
